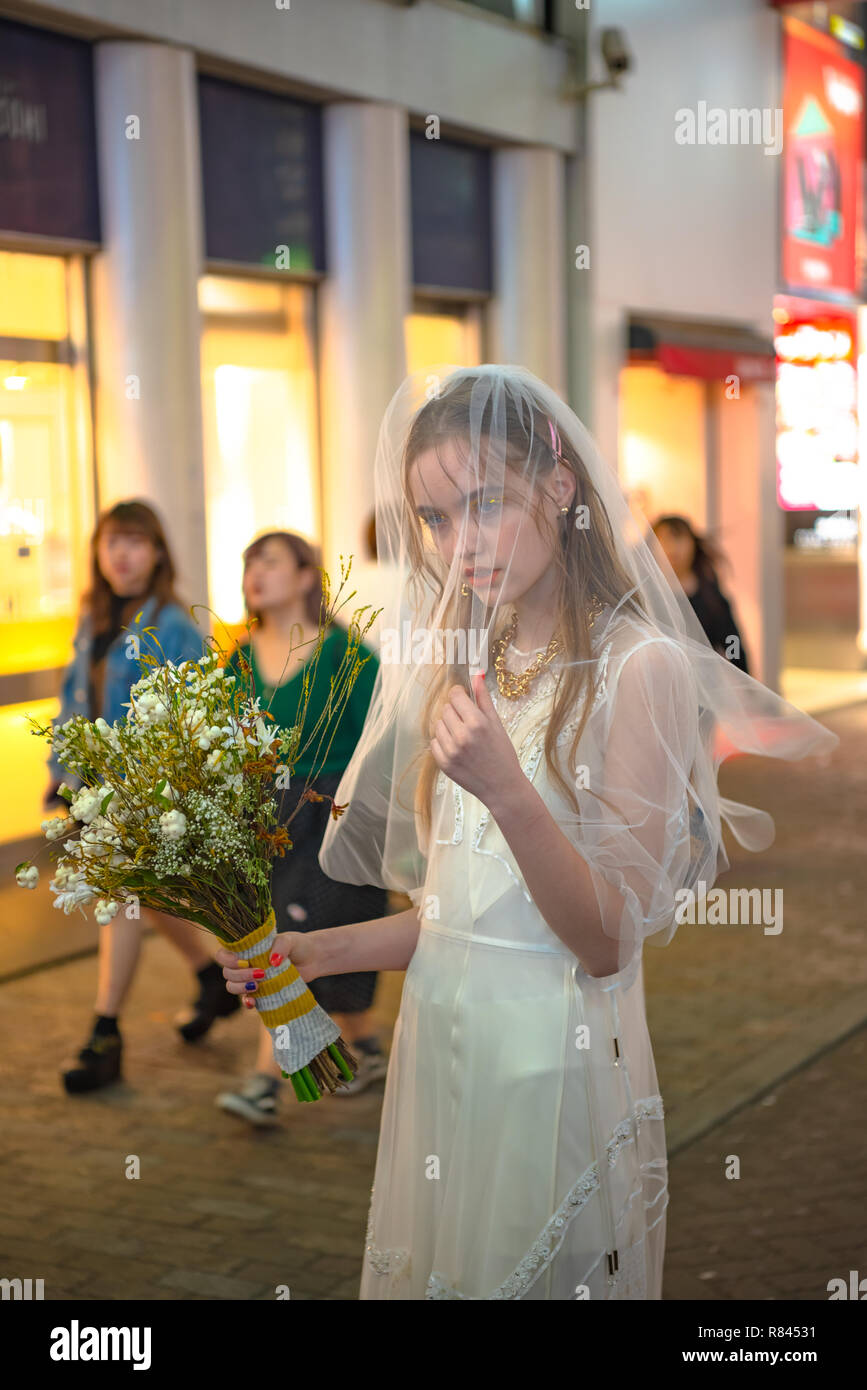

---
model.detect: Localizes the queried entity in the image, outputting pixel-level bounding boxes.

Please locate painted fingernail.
[245,981,257,991]
[252,969,265,979]
[237,959,249,968]
[269,952,283,966]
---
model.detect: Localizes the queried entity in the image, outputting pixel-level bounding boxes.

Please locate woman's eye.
[421,513,446,528]
[475,495,503,514]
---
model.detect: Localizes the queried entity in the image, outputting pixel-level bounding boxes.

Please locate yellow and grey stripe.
[234,909,340,1073]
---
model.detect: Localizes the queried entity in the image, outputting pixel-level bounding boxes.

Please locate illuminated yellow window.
[405,301,483,375]
[199,275,320,625]
[0,253,93,673]
[0,251,94,843]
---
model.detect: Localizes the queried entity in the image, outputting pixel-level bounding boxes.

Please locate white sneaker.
[216,1073,280,1126]
[331,1048,389,1097]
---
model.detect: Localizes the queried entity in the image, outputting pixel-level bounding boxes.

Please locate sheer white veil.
[320,364,838,966]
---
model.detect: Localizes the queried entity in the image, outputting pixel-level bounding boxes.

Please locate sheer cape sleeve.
[555,633,711,981]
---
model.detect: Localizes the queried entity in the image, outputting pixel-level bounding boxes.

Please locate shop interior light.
[774,324,853,362]
[3,373,28,390]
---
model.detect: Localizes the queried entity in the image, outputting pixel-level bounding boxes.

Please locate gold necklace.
[491,599,604,700]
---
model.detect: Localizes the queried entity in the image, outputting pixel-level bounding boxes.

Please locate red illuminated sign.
[782,17,865,297]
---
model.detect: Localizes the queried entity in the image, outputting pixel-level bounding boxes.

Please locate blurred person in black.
[652,514,750,674]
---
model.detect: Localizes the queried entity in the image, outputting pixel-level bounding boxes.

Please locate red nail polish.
[270,952,283,966]
[252,968,265,979]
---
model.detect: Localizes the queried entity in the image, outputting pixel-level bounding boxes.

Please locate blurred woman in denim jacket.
[52,501,242,1095]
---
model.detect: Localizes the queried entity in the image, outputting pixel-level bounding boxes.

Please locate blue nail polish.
[245,981,257,991]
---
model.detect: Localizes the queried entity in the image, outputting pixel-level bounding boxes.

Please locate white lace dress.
[359,624,675,1300]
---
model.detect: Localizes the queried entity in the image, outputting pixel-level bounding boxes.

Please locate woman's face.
[243,537,312,616]
[408,436,574,607]
[654,523,695,578]
[96,527,159,596]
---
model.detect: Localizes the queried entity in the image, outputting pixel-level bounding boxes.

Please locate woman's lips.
[466,569,501,581]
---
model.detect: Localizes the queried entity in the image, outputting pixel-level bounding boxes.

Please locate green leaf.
[58,786,73,802]
[100,789,115,816]
[14,860,30,874]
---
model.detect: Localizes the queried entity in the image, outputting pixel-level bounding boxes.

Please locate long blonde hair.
[401,378,644,839]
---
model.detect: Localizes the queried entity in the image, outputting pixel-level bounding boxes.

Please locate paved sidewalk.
[645,699,867,1154]
[0,699,863,1299]
[664,1022,867,1300]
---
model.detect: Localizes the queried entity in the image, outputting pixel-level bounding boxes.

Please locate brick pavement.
[664,1022,867,1300]
[0,700,864,1299]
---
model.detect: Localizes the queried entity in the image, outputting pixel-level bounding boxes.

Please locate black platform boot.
[62,1018,123,1094]
[176,961,241,1042]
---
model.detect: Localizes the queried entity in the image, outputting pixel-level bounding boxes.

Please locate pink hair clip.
[548,420,564,462]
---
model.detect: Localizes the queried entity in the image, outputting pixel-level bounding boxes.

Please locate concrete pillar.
[91,42,208,610]
[716,380,782,689]
[319,102,410,585]
[491,146,567,398]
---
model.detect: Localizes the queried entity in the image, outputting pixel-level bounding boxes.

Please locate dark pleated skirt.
[270,772,386,1015]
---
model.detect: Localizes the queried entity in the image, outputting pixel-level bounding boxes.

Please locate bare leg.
[94,913,145,1016]
[255,1022,283,1080]
[94,909,212,1019]
[150,910,213,970]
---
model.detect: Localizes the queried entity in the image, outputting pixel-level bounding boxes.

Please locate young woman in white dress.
[218,366,835,1299]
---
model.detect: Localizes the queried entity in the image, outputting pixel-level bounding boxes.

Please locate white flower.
[70,787,102,824]
[94,898,120,925]
[52,880,97,915]
[41,816,67,841]
[254,717,278,752]
[159,809,188,841]
[16,864,39,889]
[79,829,108,860]
[52,861,75,889]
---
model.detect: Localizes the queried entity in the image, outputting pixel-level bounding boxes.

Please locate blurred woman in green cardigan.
[216,531,388,1125]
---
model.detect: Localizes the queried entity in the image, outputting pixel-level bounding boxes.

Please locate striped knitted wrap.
[234,909,341,1074]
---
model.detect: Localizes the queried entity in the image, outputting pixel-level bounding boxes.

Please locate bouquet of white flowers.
[16,564,377,1103]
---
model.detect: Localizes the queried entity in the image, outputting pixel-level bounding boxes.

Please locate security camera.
[600,28,632,79]
[560,25,634,101]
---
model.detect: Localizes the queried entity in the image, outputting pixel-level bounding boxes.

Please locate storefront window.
[405,300,483,374]
[619,363,707,529]
[0,251,93,665]
[199,275,319,626]
[0,249,95,842]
